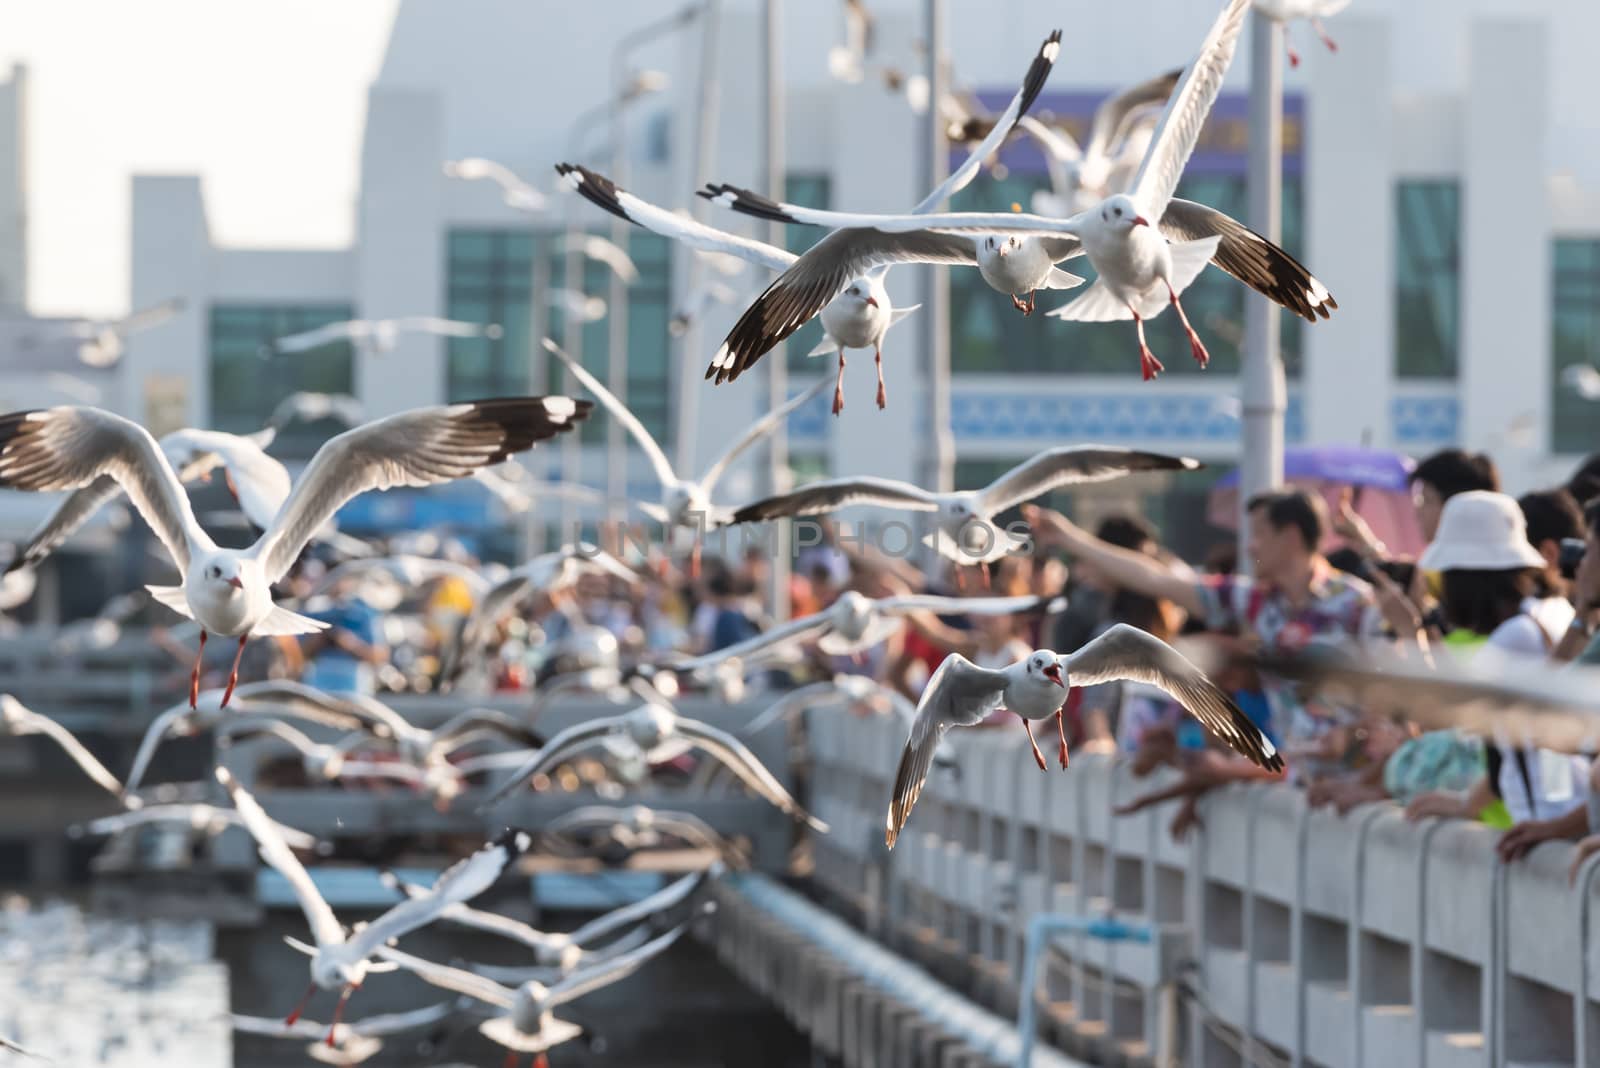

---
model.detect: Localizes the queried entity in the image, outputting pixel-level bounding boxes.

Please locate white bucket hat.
[1417,490,1547,572]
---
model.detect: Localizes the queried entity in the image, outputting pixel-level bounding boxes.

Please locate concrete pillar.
[356,87,446,415]
[127,175,211,429]
[1302,17,1393,448]
[0,64,28,313]
[1459,19,1548,488]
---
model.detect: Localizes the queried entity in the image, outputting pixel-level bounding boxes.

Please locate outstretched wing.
[543,338,676,488]
[216,766,344,948]
[886,654,1008,847]
[977,446,1201,516]
[1066,623,1280,770]
[251,397,589,583]
[729,476,939,524]
[1159,198,1337,322]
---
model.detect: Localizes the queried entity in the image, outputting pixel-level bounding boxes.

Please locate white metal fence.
[805,709,1600,1068]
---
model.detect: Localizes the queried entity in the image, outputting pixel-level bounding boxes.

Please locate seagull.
[263,318,505,357]
[0,566,35,613]
[827,0,876,83]
[5,425,280,575]
[554,164,917,415]
[1016,68,1183,216]
[217,766,530,1041]
[1563,364,1600,401]
[34,297,186,368]
[729,445,1200,563]
[479,701,828,831]
[884,624,1283,846]
[380,864,717,972]
[0,397,590,708]
[226,718,465,796]
[697,30,1074,399]
[559,233,640,283]
[0,694,129,803]
[266,392,365,432]
[70,803,321,853]
[231,999,462,1067]
[1251,0,1349,68]
[673,590,1058,674]
[546,338,825,530]
[123,682,395,795]
[445,157,549,212]
[546,289,607,324]
[704,0,1336,383]
[740,673,921,736]
[441,544,641,685]
[539,804,735,860]
[376,919,693,1066]
[669,278,742,338]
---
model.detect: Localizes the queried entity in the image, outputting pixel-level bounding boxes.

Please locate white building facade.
[118,1,1600,553]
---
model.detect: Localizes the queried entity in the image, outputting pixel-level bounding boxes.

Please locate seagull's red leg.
[1131,310,1163,381]
[1286,39,1302,67]
[534,1054,550,1068]
[220,636,248,707]
[503,1052,521,1068]
[189,630,208,709]
[689,540,702,581]
[832,349,847,416]
[284,980,316,1026]
[326,983,358,1046]
[1055,704,1071,770]
[1021,716,1048,771]
[1312,18,1337,52]
[1024,290,1036,316]
[874,344,887,409]
[1010,293,1028,314]
[1165,281,1210,369]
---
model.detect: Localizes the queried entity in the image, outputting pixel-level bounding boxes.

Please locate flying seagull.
[701,0,1336,382]
[1251,0,1349,67]
[885,626,1282,846]
[0,397,590,708]
[729,446,1200,563]
[1,694,130,802]
[445,157,549,212]
[263,318,504,357]
[231,999,463,1067]
[218,766,529,1043]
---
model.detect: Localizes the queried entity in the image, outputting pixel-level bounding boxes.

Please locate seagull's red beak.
[1043,662,1065,688]
[1132,215,1151,228]
[227,576,243,589]
[864,296,879,308]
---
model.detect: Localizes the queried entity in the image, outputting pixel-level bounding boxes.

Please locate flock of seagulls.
[0,0,1374,1060]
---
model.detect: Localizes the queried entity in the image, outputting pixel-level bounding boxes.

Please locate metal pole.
[673,0,723,478]
[560,152,587,546]
[1238,11,1286,570]
[607,59,632,527]
[919,0,954,574]
[762,0,790,622]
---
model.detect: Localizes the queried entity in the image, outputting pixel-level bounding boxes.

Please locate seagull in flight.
[263,317,504,357]
[445,157,549,212]
[231,999,463,1067]
[885,625,1283,846]
[218,766,530,1043]
[673,590,1058,674]
[545,338,825,531]
[71,803,322,854]
[31,297,187,368]
[377,917,697,1066]
[0,397,590,709]
[1251,0,1349,67]
[1016,68,1182,216]
[5,425,280,575]
[729,445,1199,563]
[1,694,130,803]
[702,0,1336,383]
[265,392,365,432]
[479,699,827,831]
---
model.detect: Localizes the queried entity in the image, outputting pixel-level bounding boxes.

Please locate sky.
[0,1,399,318]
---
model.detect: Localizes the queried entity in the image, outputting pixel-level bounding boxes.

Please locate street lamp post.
[1238,11,1287,571]
[762,0,790,621]
[921,0,955,575]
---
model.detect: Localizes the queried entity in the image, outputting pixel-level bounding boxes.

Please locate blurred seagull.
[1,694,129,803]
[673,590,1060,674]
[827,0,876,82]
[884,626,1282,846]
[479,700,827,831]
[545,289,608,324]
[377,918,693,1066]
[729,446,1200,563]
[263,317,504,357]
[444,157,549,212]
[42,297,186,368]
[231,1000,462,1067]
[266,392,365,432]
[218,766,529,1042]
[702,0,1336,383]
[1017,68,1182,216]
[380,864,717,972]
[1252,0,1349,67]
[71,803,321,853]
[669,278,742,338]
[546,338,826,530]
[740,673,920,736]
[0,397,589,708]
[5,425,279,575]
[558,234,640,284]
[1562,364,1600,401]
[539,804,736,860]
[697,30,1070,402]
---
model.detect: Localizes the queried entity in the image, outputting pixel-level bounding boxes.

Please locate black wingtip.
[554,162,630,224]
[1016,29,1064,122]
[457,396,594,466]
[700,182,800,225]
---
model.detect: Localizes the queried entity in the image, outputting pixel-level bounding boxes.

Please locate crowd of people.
[147,444,1600,879]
